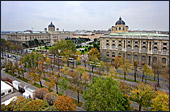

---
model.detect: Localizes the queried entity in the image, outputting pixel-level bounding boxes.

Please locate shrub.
[44,92,58,106]
[53,95,76,111]
[35,88,49,99]
[13,96,32,111]
[20,99,49,111]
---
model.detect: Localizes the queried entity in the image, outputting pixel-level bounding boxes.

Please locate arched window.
[106,43,109,49]
[127,45,131,51]
[153,57,157,63]
[123,27,125,30]
[112,44,115,49]
[141,56,145,62]
[134,45,139,52]
[118,44,122,50]
[119,27,121,30]
[162,58,166,64]
[142,46,146,52]
[153,47,158,54]
[134,55,138,60]
[112,52,115,57]
[106,52,109,57]
[162,47,167,54]
[127,54,131,60]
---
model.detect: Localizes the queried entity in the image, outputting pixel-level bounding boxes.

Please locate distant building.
[100,17,169,67]
[6,22,73,47]
[111,17,129,33]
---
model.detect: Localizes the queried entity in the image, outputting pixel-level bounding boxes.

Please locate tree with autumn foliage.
[44,92,58,106]
[44,73,56,91]
[118,81,131,95]
[99,61,105,74]
[162,64,169,89]
[81,72,90,90]
[13,96,32,111]
[59,77,69,94]
[143,64,154,83]
[133,60,139,82]
[152,60,164,87]
[114,56,122,69]
[60,64,71,78]
[69,71,82,104]
[130,83,157,111]
[88,48,100,60]
[27,68,44,87]
[107,67,119,79]
[53,95,76,111]
[20,99,49,111]
[120,58,132,80]
[35,88,49,99]
[151,91,169,111]
[46,72,60,94]
[83,76,130,111]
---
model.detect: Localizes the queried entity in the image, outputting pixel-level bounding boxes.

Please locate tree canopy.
[83,76,130,111]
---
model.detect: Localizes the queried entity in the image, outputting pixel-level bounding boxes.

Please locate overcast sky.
[1,1,169,31]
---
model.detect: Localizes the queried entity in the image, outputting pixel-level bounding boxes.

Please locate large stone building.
[7,22,73,47]
[100,17,169,67]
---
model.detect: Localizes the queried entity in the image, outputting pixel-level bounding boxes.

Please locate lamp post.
[57,50,61,72]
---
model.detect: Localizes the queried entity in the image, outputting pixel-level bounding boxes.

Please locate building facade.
[7,22,73,47]
[100,17,169,67]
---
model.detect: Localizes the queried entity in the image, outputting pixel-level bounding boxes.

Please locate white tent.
[23,92,30,99]
[1,81,13,97]
[1,96,17,105]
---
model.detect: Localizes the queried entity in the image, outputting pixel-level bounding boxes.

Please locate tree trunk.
[157,73,160,87]
[56,83,58,94]
[92,66,94,74]
[139,103,142,111]
[67,60,69,67]
[84,61,86,70]
[124,71,126,80]
[134,68,137,82]
[40,81,43,87]
[154,73,156,81]
[145,75,147,83]
[142,72,144,82]
[77,89,79,104]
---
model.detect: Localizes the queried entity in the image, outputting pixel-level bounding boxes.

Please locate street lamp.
[57,49,61,72]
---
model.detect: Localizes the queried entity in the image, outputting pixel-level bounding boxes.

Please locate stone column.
[139,40,142,53]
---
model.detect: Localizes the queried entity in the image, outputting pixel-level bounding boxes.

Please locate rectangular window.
[163,43,167,45]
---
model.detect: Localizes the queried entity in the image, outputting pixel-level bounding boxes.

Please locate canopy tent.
[1,81,13,97]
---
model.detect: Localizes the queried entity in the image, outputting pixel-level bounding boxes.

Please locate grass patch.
[33,83,53,92]
[16,76,29,82]
[43,78,50,82]
[8,72,17,76]
[71,98,83,107]
[33,83,42,88]
[117,77,139,83]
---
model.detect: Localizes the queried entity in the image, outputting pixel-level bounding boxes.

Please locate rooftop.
[1,81,13,93]
[109,32,169,37]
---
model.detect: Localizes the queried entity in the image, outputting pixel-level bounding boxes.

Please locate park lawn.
[41,46,51,50]
[16,76,29,82]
